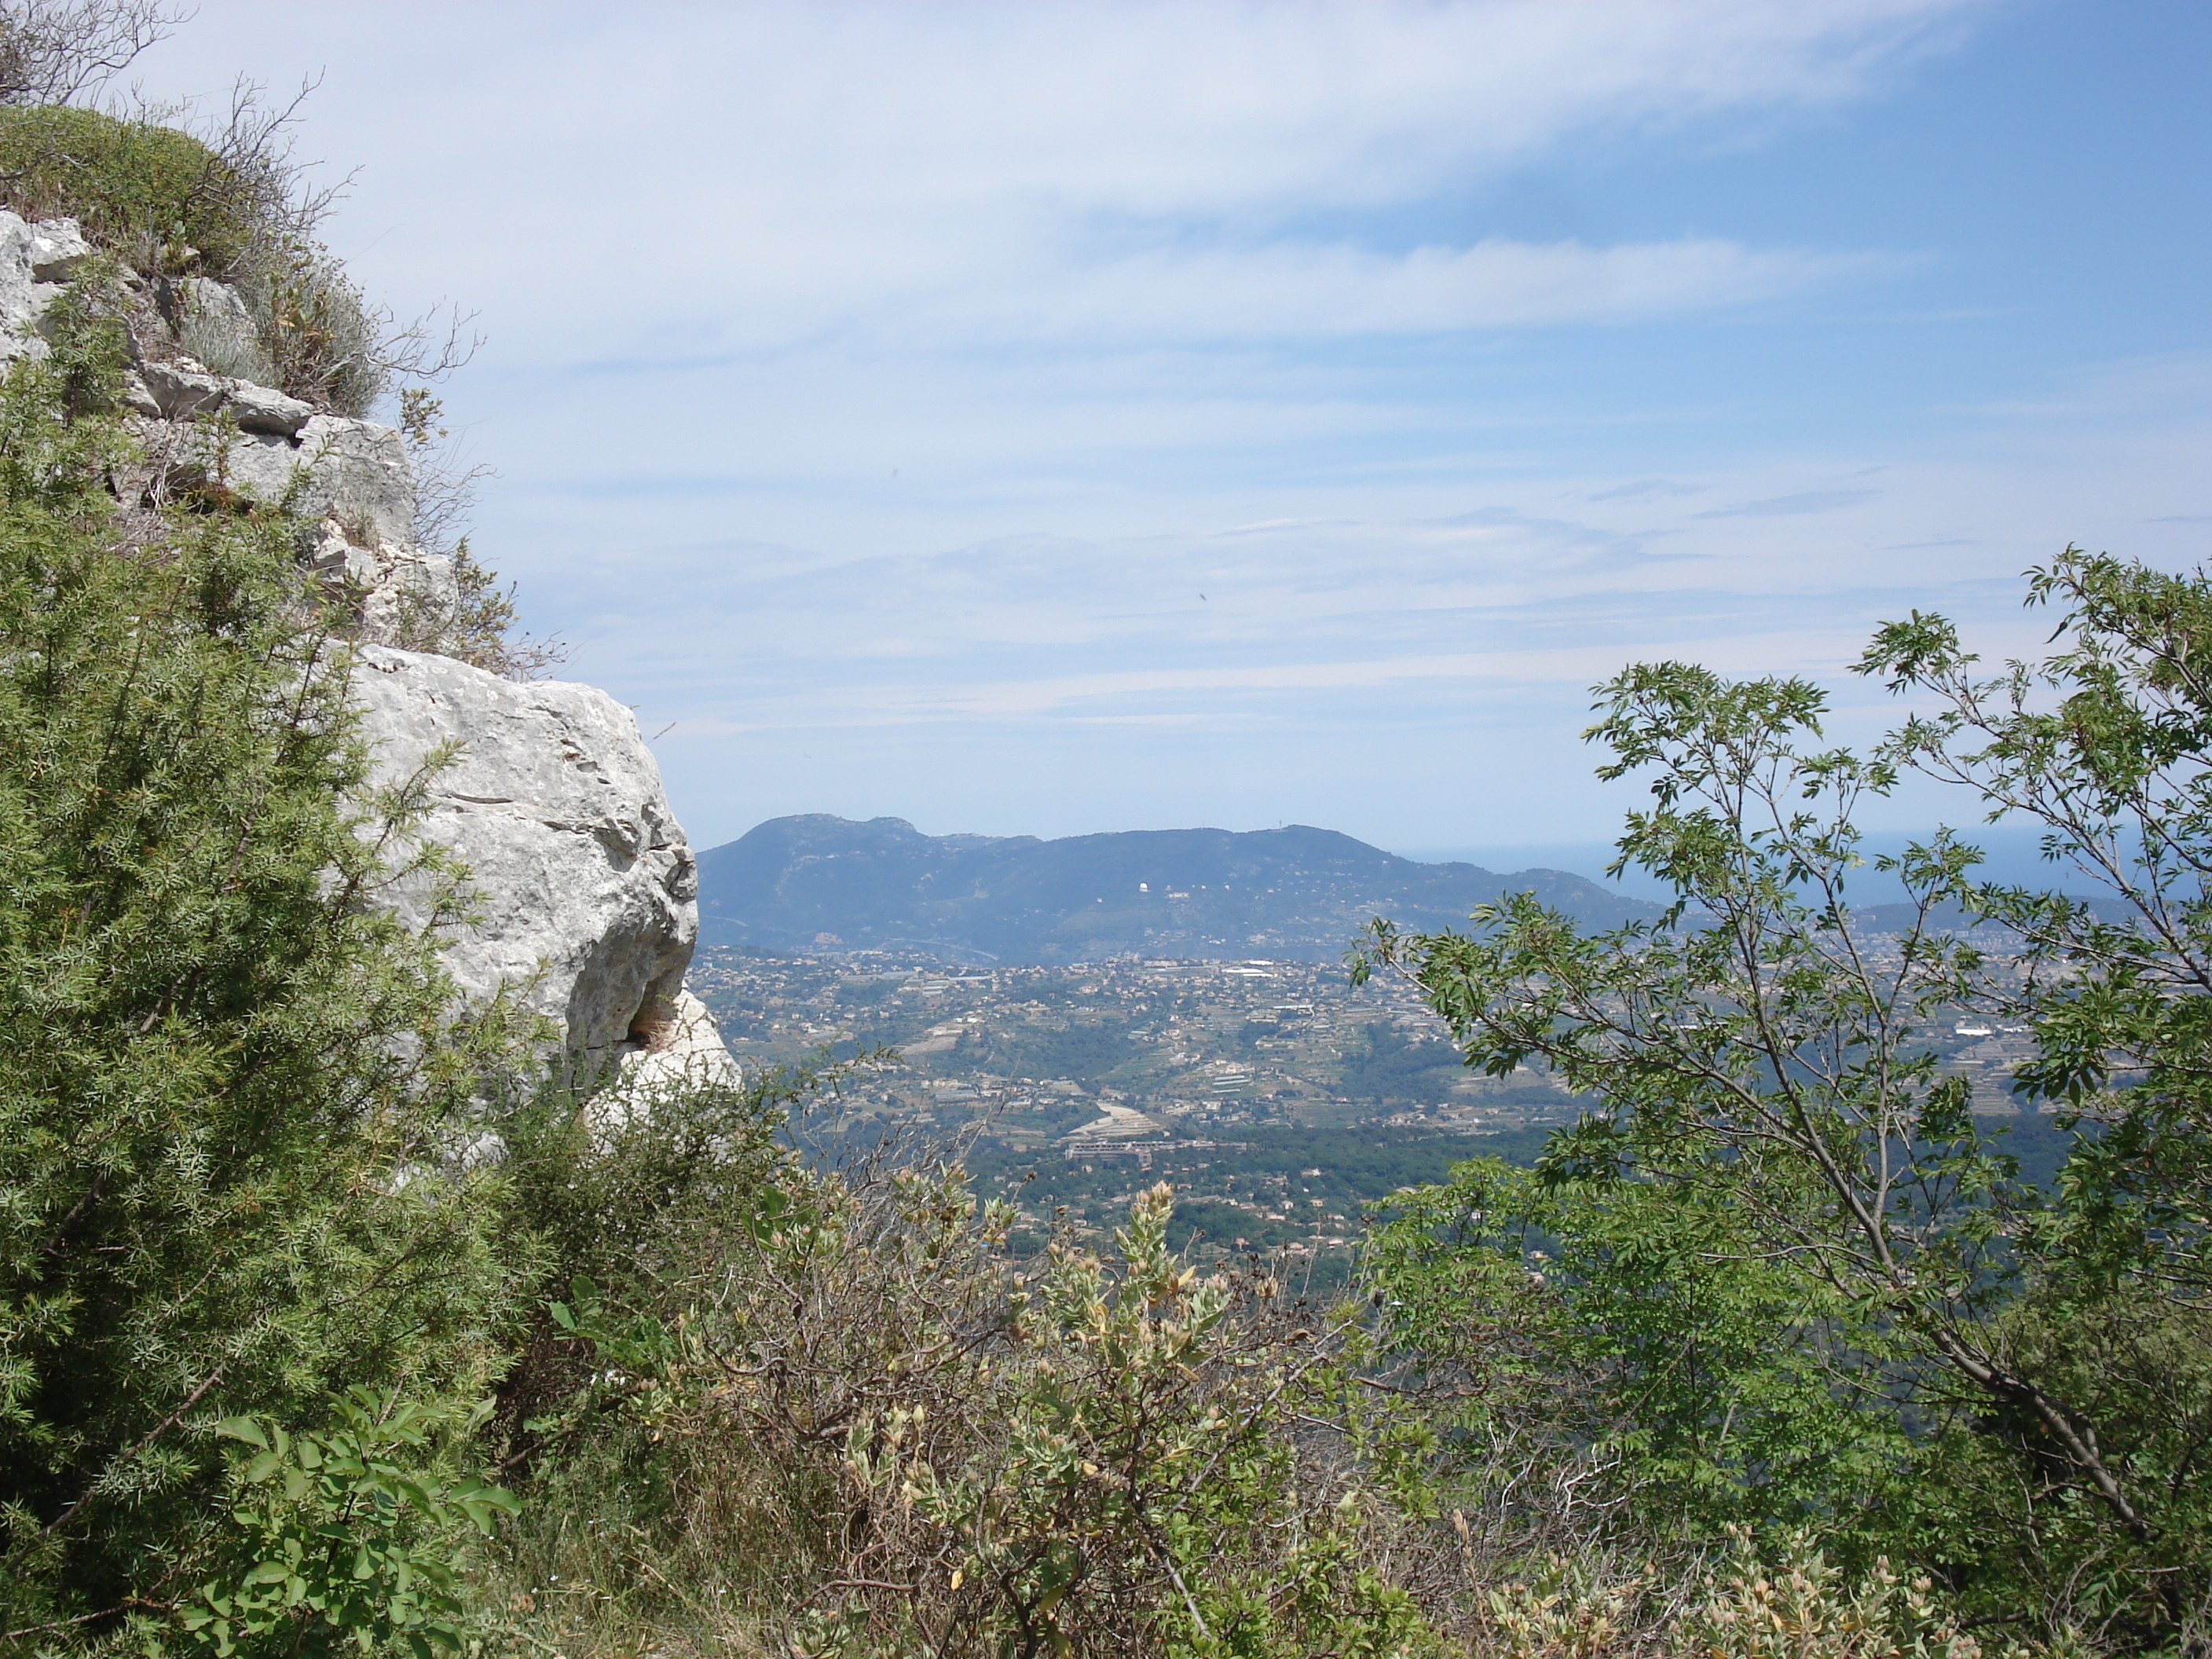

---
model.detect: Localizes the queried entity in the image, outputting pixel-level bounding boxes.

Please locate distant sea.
[1396,823,2108,908]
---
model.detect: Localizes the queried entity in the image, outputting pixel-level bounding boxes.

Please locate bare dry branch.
[0,0,178,106]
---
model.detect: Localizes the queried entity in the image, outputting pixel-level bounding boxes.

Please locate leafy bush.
[1474,1533,2012,1659]
[892,1182,1428,1658]
[245,237,385,416]
[0,102,262,271]
[178,1390,518,1659]
[480,1101,1442,1659]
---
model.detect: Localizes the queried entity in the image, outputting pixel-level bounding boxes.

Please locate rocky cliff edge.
[0,209,734,1093]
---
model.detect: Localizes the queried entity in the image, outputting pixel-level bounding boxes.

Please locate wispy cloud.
[932,238,1893,344]
[1588,479,1706,504]
[140,0,1966,360]
[128,0,2199,856]
[1697,489,1878,518]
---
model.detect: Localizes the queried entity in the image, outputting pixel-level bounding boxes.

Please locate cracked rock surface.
[0,211,90,360]
[349,645,701,1073]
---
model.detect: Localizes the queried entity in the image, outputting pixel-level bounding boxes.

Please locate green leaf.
[394,1477,434,1512]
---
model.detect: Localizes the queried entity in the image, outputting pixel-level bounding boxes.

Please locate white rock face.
[0,212,90,362]
[156,410,418,552]
[137,356,313,435]
[596,990,744,1126]
[349,645,706,1073]
[225,414,416,543]
[163,414,452,634]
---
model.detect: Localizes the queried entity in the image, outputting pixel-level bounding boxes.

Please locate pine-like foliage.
[0,342,524,1635]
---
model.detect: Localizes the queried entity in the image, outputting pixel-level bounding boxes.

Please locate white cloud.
[926,237,1889,342]
[120,0,2136,855]
[132,0,1968,357]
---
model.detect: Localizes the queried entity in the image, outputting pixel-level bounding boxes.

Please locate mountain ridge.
[697,813,1658,963]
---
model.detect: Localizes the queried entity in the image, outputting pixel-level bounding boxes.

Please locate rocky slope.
[0,209,731,1089]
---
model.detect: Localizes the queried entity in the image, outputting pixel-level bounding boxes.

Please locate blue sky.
[128,1,2210,865]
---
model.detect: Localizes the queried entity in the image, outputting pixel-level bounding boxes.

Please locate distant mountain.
[695,815,1660,964]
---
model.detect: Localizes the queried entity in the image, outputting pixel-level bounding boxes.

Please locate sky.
[121,0,2210,865]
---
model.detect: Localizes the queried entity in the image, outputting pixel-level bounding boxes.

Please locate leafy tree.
[1358,585,2212,1638]
[1867,551,2212,1317]
[1368,1156,1904,1545]
[1863,550,2212,1635]
[0,340,526,1639]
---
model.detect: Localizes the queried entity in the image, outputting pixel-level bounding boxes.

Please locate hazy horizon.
[700,811,2088,910]
[119,2,2208,857]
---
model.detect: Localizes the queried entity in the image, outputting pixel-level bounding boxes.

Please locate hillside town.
[684,936,2058,1262]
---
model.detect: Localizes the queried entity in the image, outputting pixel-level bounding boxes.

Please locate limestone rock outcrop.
[0,213,452,635]
[0,209,733,1083]
[602,990,745,1119]
[131,364,454,630]
[350,643,709,1073]
[0,211,90,361]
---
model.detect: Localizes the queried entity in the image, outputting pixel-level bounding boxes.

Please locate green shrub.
[891,1181,1432,1659]
[1474,1532,2030,1659]
[1368,1155,1909,1551]
[480,1115,1442,1659]
[0,104,389,416]
[178,1390,518,1659]
[0,341,529,1641]
[247,240,386,416]
[0,103,262,273]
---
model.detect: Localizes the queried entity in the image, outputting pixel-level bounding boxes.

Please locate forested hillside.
[698,814,1657,961]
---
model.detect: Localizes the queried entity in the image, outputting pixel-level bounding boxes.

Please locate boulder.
[24,216,91,282]
[348,644,705,1073]
[0,211,90,361]
[137,355,314,435]
[597,989,743,1125]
